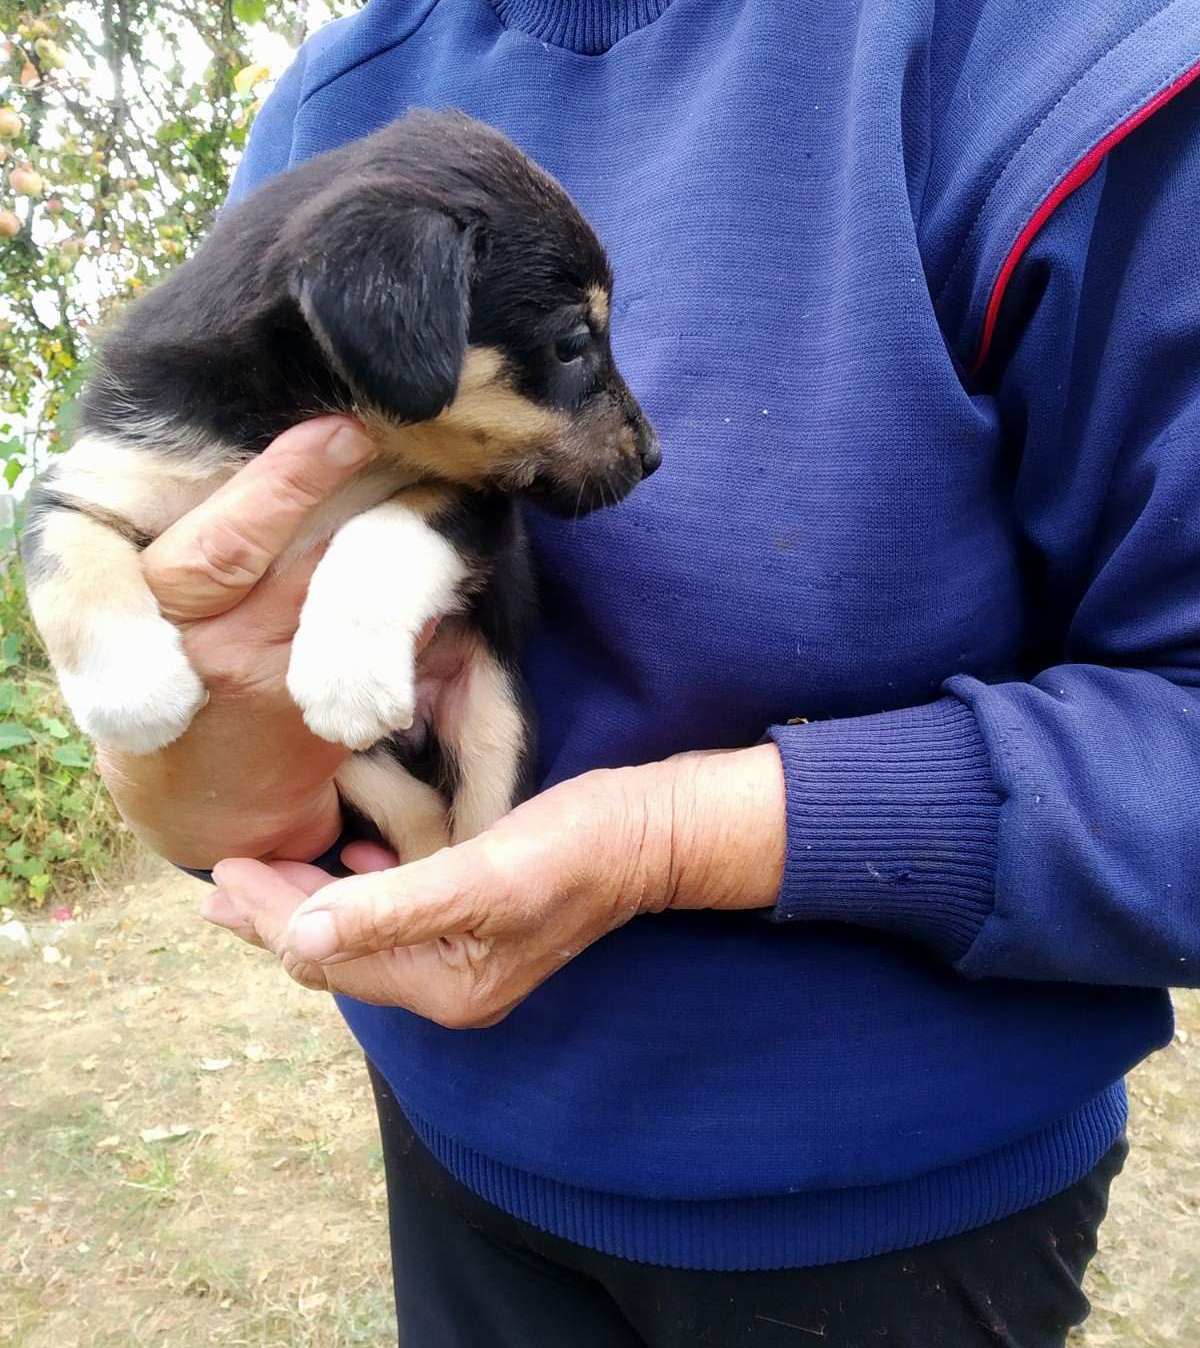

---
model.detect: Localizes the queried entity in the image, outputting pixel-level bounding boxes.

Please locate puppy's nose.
[638,430,662,477]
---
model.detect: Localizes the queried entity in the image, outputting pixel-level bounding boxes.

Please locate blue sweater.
[228,0,1200,1269]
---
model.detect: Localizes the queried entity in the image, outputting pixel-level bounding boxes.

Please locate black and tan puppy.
[21,110,658,861]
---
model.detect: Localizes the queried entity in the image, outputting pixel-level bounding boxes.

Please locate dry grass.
[1069,994,1199,1346]
[1,866,1196,1347]
[1,868,391,1347]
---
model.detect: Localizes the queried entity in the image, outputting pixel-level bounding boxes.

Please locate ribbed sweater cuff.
[767,697,1002,965]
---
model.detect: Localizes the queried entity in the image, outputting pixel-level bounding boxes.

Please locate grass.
[0,868,393,1347]
[1,865,1196,1346]
[1067,998,1200,1347]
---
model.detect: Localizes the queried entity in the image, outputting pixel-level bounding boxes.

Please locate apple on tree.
[9,163,43,197]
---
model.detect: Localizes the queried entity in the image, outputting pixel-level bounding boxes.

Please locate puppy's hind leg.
[435,629,528,845]
[335,749,451,863]
[22,501,207,755]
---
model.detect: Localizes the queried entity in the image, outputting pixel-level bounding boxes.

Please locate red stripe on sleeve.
[972,60,1200,375]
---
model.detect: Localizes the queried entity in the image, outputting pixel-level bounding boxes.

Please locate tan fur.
[26,510,157,674]
[335,753,451,862]
[26,503,208,754]
[438,630,526,844]
[586,286,610,331]
[364,345,567,487]
[46,435,236,538]
[277,472,457,566]
[390,482,461,520]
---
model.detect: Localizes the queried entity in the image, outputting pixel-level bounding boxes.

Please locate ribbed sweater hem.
[406,1081,1127,1270]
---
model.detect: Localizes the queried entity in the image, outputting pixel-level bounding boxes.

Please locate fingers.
[280,846,494,964]
[341,841,400,873]
[143,417,375,624]
[205,859,301,949]
[270,859,346,896]
[200,885,269,949]
[204,858,332,990]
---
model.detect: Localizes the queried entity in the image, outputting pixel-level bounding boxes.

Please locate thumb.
[142,417,375,623]
[280,843,494,964]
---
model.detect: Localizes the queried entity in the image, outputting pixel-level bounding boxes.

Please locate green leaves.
[0,567,128,906]
[0,1,357,908]
[52,742,92,769]
[0,2,353,476]
[234,0,269,25]
[0,722,34,750]
[0,631,21,670]
[0,435,25,489]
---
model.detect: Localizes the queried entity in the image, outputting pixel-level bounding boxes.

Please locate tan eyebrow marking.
[586,285,610,331]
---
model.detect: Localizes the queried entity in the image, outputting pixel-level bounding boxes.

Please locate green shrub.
[0,558,133,907]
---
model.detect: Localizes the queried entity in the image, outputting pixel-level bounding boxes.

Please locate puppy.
[21,110,658,863]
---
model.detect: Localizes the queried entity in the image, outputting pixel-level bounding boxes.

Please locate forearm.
[650,743,787,913]
[206,741,790,1020]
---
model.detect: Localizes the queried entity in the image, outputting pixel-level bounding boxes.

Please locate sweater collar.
[488,0,674,54]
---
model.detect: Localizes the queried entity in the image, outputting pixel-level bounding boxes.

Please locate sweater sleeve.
[224,43,309,206]
[768,83,1200,991]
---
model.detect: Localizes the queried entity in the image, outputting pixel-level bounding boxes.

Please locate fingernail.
[287,910,338,962]
[325,424,373,467]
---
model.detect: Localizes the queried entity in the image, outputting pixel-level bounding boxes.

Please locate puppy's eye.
[554,329,591,364]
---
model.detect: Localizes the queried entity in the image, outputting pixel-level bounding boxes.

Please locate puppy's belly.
[382,619,480,771]
[331,629,483,864]
[411,619,478,730]
[375,616,524,842]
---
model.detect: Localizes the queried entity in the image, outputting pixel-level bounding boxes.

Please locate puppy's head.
[289,110,659,513]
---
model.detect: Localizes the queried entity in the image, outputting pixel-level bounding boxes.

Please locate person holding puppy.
[97,2,1200,1344]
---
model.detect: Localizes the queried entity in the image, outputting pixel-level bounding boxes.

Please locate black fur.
[376,489,537,808]
[293,205,476,424]
[35,110,656,850]
[377,727,460,805]
[431,490,535,659]
[77,109,655,478]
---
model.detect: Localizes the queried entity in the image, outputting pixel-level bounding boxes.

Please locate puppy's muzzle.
[633,420,661,479]
[622,390,660,479]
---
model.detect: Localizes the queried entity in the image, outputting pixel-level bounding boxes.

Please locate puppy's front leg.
[23,507,207,754]
[287,495,467,750]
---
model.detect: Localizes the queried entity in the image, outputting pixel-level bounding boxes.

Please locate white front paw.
[58,618,208,755]
[287,614,418,752]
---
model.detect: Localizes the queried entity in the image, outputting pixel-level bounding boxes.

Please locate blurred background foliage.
[0,0,353,904]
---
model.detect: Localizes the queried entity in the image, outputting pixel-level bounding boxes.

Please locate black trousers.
[368,1064,1126,1348]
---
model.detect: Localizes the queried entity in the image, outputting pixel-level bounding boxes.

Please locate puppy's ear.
[293,207,475,424]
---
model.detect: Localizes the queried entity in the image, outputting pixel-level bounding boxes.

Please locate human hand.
[204,745,786,1026]
[97,418,376,869]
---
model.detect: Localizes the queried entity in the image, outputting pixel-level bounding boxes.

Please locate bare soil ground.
[1,867,1196,1347]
